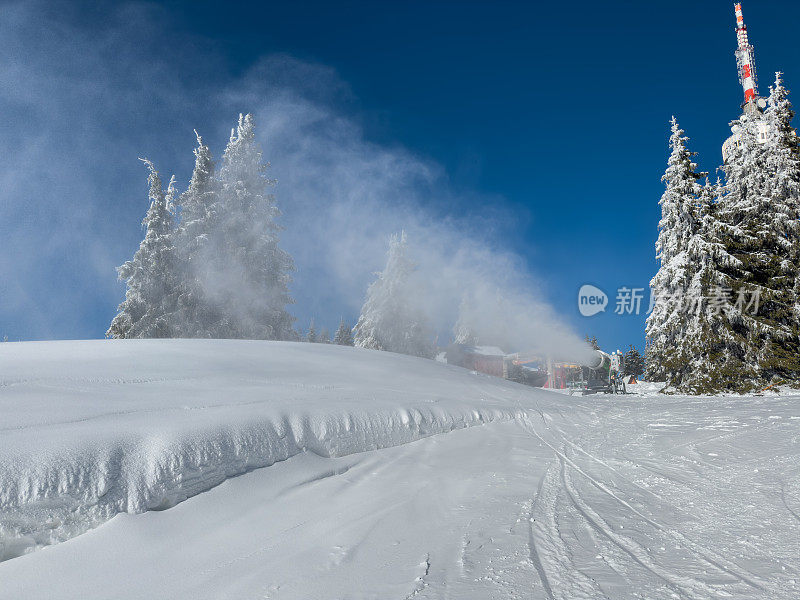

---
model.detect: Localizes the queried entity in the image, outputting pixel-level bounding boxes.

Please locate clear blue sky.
[2,0,800,352]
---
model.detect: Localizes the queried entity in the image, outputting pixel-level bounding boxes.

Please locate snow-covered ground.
[1,340,799,599]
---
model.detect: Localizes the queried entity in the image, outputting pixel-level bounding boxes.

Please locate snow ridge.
[0,339,537,561]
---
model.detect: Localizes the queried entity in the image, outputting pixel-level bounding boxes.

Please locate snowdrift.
[0,339,555,560]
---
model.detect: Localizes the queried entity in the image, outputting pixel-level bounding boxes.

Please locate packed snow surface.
[1,340,800,599]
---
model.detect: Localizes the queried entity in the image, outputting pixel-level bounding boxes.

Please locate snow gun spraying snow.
[579,350,626,395]
[532,349,626,394]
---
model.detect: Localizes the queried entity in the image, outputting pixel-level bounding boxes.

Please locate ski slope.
[1,340,799,599]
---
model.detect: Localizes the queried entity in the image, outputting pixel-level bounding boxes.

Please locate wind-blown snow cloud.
[0,1,592,362]
[213,57,593,360]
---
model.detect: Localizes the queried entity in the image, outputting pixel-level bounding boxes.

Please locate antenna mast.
[722,3,769,162]
[734,3,759,107]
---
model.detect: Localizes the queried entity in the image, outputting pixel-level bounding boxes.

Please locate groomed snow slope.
[2,340,800,599]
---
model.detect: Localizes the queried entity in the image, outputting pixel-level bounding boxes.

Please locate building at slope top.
[445,344,507,378]
[445,344,627,392]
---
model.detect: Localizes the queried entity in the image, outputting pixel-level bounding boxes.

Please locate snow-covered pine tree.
[333,319,354,346]
[715,74,800,388]
[676,178,748,393]
[174,132,219,337]
[318,328,331,344]
[213,113,297,340]
[761,72,800,379]
[353,232,435,358]
[306,319,318,343]
[622,345,645,379]
[107,160,178,339]
[645,118,704,381]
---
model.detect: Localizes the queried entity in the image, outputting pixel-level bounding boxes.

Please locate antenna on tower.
[722,3,769,162]
[733,3,765,111]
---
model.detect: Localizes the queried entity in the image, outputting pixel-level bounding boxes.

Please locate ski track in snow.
[523,397,800,600]
[1,339,800,599]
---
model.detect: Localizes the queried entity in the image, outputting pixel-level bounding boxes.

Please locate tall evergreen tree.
[318,327,331,344]
[353,232,434,358]
[174,132,218,337]
[212,113,297,340]
[675,178,747,392]
[762,73,800,378]
[178,132,216,250]
[645,118,704,380]
[715,75,800,388]
[110,115,298,341]
[107,160,178,339]
[333,319,354,346]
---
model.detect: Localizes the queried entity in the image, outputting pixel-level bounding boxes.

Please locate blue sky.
[2,0,800,352]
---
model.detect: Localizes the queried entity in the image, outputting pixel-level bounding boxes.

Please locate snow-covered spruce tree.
[173,132,219,337]
[645,118,704,381]
[211,113,297,340]
[675,179,749,393]
[108,161,179,339]
[353,232,435,358]
[622,345,645,379]
[333,318,354,346]
[306,319,318,343]
[715,75,800,388]
[761,73,800,379]
[318,328,331,344]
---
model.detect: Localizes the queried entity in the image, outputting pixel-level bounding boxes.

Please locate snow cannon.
[578,350,626,395]
[581,350,612,371]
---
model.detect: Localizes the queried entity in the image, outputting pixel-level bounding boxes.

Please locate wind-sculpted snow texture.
[0,339,540,560]
[2,340,800,599]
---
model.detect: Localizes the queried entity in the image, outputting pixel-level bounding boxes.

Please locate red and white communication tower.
[723,3,769,161]
[734,3,758,106]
